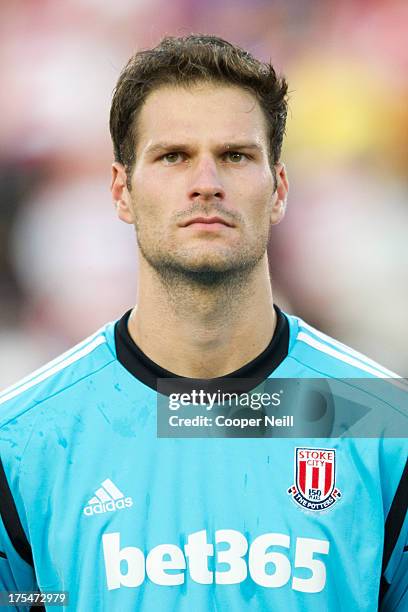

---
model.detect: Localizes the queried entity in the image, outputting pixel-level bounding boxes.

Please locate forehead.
[135,83,268,153]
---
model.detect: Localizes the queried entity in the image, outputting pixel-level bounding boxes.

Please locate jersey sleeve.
[0,454,41,612]
[0,514,38,611]
[380,460,408,611]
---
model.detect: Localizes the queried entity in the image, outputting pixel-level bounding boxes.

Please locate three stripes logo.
[83,479,133,517]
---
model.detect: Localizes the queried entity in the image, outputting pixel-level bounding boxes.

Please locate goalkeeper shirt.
[0,306,407,611]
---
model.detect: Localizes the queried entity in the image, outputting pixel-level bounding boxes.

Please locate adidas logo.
[83,479,133,517]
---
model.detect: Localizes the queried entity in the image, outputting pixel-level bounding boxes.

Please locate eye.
[224,151,248,163]
[161,152,185,164]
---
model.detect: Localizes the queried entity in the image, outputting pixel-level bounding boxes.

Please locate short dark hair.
[110,34,288,186]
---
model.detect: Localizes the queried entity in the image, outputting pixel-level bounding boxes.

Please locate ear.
[270,162,289,225]
[111,162,134,224]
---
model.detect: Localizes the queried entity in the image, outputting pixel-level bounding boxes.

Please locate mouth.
[181,216,235,228]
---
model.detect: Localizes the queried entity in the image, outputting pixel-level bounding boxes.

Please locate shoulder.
[0,320,118,429]
[282,311,408,436]
[284,311,403,380]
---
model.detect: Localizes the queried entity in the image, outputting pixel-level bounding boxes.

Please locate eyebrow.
[144,142,264,155]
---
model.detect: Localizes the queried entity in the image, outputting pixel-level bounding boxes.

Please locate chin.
[178,254,242,274]
[168,255,261,287]
[177,246,242,268]
[140,242,265,284]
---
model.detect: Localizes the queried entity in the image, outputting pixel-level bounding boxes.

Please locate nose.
[187,156,225,202]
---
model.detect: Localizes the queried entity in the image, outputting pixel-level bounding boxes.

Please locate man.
[0,35,406,611]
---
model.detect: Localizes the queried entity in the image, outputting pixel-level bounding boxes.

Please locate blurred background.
[1,0,407,387]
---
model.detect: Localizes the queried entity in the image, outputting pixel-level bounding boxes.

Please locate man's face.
[113,82,287,283]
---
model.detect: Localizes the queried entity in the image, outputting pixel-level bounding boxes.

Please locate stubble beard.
[132,193,272,298]
[136,227,270,292]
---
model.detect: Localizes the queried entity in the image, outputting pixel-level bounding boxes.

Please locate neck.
[128,254,276,378]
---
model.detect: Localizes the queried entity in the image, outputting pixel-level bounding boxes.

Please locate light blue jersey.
[0,307,406,611]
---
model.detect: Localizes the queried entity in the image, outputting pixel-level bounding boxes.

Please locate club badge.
[288,447,341,512]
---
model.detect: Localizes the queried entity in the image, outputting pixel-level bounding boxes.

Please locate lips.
[182,216,234,227]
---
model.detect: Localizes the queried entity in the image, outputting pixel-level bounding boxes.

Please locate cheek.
[131,185,160,222]
[242,169,274,205]
[250,185,274,218]
[246,190,275,237]
[131,191,173,243]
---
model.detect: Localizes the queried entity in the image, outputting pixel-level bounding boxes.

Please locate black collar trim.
[115,305,289,394]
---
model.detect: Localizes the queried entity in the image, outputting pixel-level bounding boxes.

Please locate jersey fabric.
[0,306,406,611]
